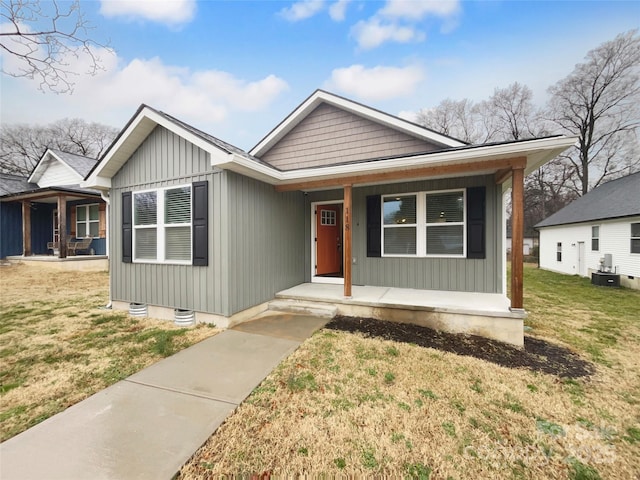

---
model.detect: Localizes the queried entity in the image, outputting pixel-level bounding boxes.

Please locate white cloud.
[3,40,289,136]
[380,0,460,20]
[351,18,424,50]
[279,0,325,21]
[329,0,351,21]
[350,0,461,49]
[73,56,289,126]
[326,64,425,101]
[398,110,419,122]
[99,0,197,27]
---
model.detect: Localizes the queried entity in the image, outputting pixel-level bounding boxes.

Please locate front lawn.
[180,264,640,478]
[0,264,218,442]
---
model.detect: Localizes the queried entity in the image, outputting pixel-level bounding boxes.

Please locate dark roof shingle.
[0,173,37,196]
[50,150,98,177]
[536,171,640,228]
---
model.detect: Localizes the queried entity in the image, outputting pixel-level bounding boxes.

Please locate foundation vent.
[129,303,147,317]
[174,309,195,327]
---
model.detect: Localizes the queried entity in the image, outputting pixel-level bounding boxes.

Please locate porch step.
[268,299,337,318]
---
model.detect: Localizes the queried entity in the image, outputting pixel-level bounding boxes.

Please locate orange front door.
[316,204,342,276]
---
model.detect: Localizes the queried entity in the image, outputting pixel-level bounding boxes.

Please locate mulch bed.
[325,316,595,379]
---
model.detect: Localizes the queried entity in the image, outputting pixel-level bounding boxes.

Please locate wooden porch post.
[58,195,67,259]
[343,184,352,298]
[22,201,31,256]
[511,167,525,310]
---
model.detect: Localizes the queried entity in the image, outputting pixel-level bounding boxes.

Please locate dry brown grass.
[0,263,218,441]
[180,266,640,478]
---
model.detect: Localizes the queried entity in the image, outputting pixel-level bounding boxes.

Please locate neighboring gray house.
[536,172,640,289]
[1,149,107,260]
[85,90,575,346]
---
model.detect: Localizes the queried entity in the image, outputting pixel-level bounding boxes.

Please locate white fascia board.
[319,92,466,148]
[86,107,233,187]
[28,149,80,184]
[250,90,465,157]
[277,135,579,185]
[81,176,111,190]
[224,154,284,184]
[228,135,578,187]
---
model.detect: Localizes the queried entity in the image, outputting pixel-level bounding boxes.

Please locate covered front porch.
[0,187,106,259]
[275,283,525,347]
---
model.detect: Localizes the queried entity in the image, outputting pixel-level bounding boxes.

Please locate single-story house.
[0,149,107,260]
[536,171,640,290]
[85,90,575,346]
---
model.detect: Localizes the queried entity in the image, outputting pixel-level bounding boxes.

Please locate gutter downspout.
[100,191,112,309]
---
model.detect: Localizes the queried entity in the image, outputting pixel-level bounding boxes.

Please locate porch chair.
[47,241,59,255]
[67,237,93,255]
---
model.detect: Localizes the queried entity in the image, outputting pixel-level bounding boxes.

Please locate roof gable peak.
[249,89,467,158]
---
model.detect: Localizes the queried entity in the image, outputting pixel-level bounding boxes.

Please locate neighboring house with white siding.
[536,172,640,290]
[0,149,107,259]
[84,90,575,346]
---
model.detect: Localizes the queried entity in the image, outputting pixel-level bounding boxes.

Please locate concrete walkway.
[0,313,329,480]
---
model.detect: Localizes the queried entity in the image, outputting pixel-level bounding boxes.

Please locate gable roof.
[250,89,467,157]
[536,171,640,228]
[28,149,98,184]
[84,104,273,189]
[85,92,577,191]
[0,173,37,196]
[53,150,98,177]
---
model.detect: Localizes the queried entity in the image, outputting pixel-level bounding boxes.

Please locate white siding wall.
[37,158,81,187]
[599,217,640,278]
[539,216,640,279]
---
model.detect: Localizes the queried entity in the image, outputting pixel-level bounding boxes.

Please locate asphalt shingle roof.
[0,173,37,196]
[535,171,640,228]
[154,109,278,170]
[51,150,98,178]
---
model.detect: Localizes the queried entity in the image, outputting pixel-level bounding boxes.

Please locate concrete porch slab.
[277,283,519,318]
[276,283,525,347]
[6,255,108,272]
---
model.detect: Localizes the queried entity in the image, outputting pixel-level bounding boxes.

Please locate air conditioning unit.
[593,254,619,287]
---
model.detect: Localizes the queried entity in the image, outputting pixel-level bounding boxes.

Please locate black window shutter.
[122,191,132,263]
[366,195,382,257]
[192,181,208,266]
[467,186,486,259]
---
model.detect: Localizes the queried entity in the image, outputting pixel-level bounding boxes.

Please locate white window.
[383,195,417,255]
[382,189,465,257]
[591,226,599,251]
[133,185,191,263]
[631,223,640,254]
[425,191,464,255]
[320,209,336,226]
[76,204,99,238]
[557,242,562,262]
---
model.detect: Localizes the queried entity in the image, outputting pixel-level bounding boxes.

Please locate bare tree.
[0,119,118,176]
[547,29,640,195]
[0,0,110,93]
[486,82,545,141]
[416,98,496,144]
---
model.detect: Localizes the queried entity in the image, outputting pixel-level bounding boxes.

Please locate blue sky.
[1,0,638,151]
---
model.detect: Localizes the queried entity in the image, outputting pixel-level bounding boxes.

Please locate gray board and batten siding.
[226,171,305,315]
[110,125,305,317]
[306,175,504,294]
[260,103,441,170]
